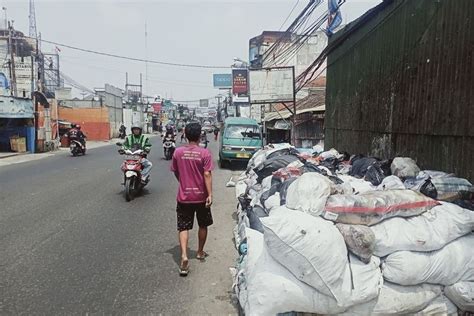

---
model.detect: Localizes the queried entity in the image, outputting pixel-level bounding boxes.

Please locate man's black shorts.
[176,202,213,232]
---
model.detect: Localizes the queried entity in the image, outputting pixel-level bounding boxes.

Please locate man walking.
[171,122,213,276]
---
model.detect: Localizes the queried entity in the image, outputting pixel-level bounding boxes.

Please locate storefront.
[0,96,35,153]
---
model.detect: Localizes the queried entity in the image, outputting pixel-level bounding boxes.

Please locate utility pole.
[2,7,7,31]
[8,21,17,97]
[144,21,148,97]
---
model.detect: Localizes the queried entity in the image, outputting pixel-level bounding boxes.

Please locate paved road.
[0,137,239,314]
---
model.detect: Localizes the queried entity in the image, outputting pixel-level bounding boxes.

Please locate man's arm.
[143,136,152,151]
[204,171,212,207]
[122,136,130,150]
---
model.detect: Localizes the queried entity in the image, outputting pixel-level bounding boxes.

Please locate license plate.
[236,153,250,158]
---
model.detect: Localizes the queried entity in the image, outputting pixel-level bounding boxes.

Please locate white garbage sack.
[262,211,382,307]
[414,294,458,315]
[340,283,443,315]
[336,224,375,264]
[264,192,280,212]
[323,190,439,226]
[235,180,247,198]
[376,175,405,191]
[372,202,474,257]
[391,157,420,178]
[244,229,443,315]
[243,228,348,315]
[338,175,375,194]
[286,173,335,216]
[261,175,273,192]
[382,234,474,286]
[444,281,474,312]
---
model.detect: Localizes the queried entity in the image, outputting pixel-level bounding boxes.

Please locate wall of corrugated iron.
[326,0,473,181]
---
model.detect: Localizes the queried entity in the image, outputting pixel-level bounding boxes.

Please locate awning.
[264,105,325,122]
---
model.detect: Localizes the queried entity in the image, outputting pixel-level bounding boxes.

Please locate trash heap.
[231,143,474,316]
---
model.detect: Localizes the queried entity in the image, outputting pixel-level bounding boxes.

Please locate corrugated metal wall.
[326,0,473,181]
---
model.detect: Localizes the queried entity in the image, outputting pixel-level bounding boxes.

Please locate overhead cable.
[24,37,229,69]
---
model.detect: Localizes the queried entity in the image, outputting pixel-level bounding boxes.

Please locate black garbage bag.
[279,177,298,205]
[266,147,300,160]
[247,207,264,233]
[237,194,252,211]
[254,155,300,183]
[253,205,269,217]
[349,156,378,178]
[319,157,339,173]
[364,159,392,186]
[420,180,438,199]
[301,161,324,174]
[328,175,344,185]
[365,164,385,186]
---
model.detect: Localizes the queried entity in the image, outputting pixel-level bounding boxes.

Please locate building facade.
[326,0,473,181]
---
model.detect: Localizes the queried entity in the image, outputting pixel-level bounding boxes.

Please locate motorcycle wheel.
[124,177,134,201]
[72,150,77,157]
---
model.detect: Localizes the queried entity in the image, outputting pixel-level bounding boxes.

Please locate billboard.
[15,56,34,98]
[232,69,249,104]
[213,74,232,88]
[249,67,294,104]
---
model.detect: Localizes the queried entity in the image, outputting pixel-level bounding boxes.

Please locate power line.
[33,37,229,69]
[279,0,301,31]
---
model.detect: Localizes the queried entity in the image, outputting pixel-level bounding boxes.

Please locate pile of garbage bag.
[232,143,474,315]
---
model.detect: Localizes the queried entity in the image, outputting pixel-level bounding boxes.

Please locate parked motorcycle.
[163,135,175,160]
[117,143,149,201]
[70,139,86,156]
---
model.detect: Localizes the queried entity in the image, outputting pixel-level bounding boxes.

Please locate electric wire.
[16,36,229,69]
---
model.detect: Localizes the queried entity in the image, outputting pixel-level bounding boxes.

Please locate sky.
[3,0,381,104]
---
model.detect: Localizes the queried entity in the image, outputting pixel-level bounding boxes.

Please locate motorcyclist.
[120,125,153,183]
[67,124,87,148]
[119,124,126,139]
[200,130,208,148]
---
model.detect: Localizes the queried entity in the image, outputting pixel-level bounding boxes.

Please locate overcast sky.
[4,0,381,104]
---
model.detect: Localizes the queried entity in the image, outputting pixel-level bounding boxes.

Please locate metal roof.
[264,105,325,122]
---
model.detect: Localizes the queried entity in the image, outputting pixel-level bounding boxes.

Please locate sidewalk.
[0,138,122,168]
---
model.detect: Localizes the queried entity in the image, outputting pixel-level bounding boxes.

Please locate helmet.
[131,125,142,133]
[76,124,81,130]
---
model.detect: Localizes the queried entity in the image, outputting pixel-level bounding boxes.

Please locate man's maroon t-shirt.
[171,144,214,203]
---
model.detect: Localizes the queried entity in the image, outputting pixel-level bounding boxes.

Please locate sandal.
[196,252,209,261]
[179,259,189,276]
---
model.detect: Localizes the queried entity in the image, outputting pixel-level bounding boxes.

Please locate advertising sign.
[249,67,294,104]
[232,69,249,104]
[15,56,34,98]
[213,74,232,88]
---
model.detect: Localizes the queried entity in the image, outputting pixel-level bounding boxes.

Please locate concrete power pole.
[8,21,17,97]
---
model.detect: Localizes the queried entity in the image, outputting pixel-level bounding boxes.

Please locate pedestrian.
[213,126,219,141]
[171,122,213,276]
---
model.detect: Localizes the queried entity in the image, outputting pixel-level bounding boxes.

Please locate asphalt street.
[0,136,239,315]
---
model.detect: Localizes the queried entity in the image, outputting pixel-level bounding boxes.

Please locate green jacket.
[123,134,152,151]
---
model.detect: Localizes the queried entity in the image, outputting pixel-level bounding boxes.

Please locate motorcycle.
[163,135,175,160]
[70,139,86,156]
[199,133,209,149]
[117,143,149,201]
